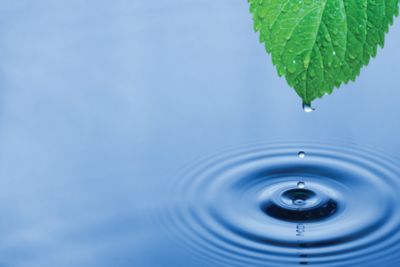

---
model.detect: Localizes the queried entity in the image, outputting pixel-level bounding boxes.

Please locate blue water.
[165,143,400,266]
[1,1,400,267]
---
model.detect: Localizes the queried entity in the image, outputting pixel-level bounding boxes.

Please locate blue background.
[0,1,399,266]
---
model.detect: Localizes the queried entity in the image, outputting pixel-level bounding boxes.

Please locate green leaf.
[249,0,399,105]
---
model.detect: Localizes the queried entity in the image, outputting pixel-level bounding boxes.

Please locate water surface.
[0,1,400,266]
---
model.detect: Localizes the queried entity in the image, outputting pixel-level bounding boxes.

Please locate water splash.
[164,142,400,267]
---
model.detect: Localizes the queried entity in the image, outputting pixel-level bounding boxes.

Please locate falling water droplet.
[298,151,305,158]
[302,102,315,113]
[297,181,305,188]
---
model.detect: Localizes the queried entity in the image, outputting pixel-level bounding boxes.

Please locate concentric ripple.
[164,142,400,267]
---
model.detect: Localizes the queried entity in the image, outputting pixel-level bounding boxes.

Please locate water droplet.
[298,151,305,158]
[297,181,305,188]
[302,102,315,113]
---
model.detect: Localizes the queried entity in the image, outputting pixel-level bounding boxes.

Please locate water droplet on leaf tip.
[302,102,315,113]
